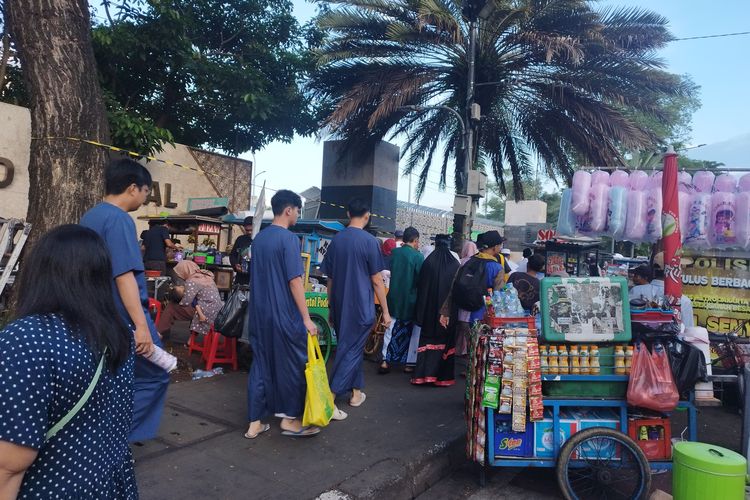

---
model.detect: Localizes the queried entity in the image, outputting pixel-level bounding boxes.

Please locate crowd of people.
[1,164,693,497]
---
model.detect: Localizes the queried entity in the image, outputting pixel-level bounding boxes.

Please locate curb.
[319,434,466,499]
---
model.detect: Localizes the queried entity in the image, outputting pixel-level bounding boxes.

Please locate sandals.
[378,363,391,375]
[331,408,348,421]
[243,423,271,439]
[281,426,320,437]
[349,391,367,407]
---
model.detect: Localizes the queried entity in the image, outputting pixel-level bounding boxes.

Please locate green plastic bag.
[302,334,335,427]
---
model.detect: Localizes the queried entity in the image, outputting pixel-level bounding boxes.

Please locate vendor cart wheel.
[310,314,333,362]
[556,427,651,500]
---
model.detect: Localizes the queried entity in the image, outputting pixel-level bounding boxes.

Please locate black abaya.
[412,243,460,386]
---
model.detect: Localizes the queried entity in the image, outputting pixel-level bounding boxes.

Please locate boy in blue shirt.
[81,159,169,442]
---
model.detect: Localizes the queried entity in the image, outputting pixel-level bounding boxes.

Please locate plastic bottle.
[639,426,649,441]
[648,426,660,440]
[558,345,569,374]
[540,345,549,374]
[548,346,559,375]
[579,346,590,375]
[569,345,580,375]
[191,367,224,380]
[625,345,634,374]
[589,344,600,375]
[144,345,178,372]
[614,345,626,375]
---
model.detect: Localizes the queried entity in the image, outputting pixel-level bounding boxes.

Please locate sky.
[248,0,750,210]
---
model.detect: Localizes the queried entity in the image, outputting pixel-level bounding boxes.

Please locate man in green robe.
[379,227,423,373]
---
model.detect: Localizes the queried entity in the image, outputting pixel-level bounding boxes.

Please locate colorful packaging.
[482,374,500,409]
[493,414,534,457]
[534,411,578,458]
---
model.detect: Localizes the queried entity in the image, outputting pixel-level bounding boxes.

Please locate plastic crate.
[540,276,632,342]
[493,414,534,458]
[628,417,671,460]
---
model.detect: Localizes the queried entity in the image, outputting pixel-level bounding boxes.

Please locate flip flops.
[281,426,320,437]
[243,423,271,439]
[331,408,348,421]
[349,391,367,407]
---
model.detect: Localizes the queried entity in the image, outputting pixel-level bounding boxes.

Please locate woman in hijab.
[157,261,223,337]
[454,239,478,358]
[411,235,461,386]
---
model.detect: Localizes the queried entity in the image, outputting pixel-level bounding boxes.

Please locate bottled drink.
[579,346,590,375]
[614,345,626,375]
[144,345,178,372]
[569,345,580,375]
[540,345,549,374]
[558,345,569,374]
[548,346,559,375]
[589,344,600,375]
[625,345,634,374]
[639,426,649,440]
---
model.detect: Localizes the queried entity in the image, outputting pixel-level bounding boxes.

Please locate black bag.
[451,257,488,311]
[214,287,248,338]
[666,338,708,399]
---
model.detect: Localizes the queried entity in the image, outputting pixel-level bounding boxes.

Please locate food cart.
[467,275,698,499]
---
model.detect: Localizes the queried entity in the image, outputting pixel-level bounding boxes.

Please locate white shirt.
[516,258,528,274]
[629,280,694,328]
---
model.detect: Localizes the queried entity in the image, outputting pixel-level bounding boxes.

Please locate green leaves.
[310,0,693,200]
[92,0,317,155]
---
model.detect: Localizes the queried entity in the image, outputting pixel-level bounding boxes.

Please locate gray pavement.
[135,322,744,499]
[134,322,467,500]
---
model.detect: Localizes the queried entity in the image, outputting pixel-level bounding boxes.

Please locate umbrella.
[661,146,683,321]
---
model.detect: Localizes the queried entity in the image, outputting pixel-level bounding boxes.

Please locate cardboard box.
[534,410,577,458]
[574,409,621,459]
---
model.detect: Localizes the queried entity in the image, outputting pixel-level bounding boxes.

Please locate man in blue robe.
[81,159,170,442]
[321,198,391,407]
[245,190,324,438]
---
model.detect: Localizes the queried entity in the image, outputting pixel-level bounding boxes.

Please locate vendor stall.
[467,277,700,499]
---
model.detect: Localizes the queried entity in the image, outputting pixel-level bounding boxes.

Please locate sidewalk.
[134,323,468,499]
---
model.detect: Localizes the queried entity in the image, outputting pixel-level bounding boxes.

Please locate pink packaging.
[692,170,715,193]
[709,192,738,248]
[610,170,629,188]
[588,183,609,233]
[736,192,750,250]
[591,170,610,186]
[645,188,663,243]
[571,171,592,215]
[714,174,737,193]
[684,193,711,249]
[624,190,647,242]
[629,170,649,191]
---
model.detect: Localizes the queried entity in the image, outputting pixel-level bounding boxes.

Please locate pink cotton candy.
[610,170,629,188]
[629,170,649,191]
[684,193,711,249]
[709,192,738,248]
[591,170,610,186]
[692,171,715,193]
[714,174,737,193]
[589,183,609,233]
[678,191,691,243]
[736,192,750,250]
[571,170,592,215]
[649,171,663,190]
[624,190,647,242]
[645,188,663,243]
[739,174,750,192]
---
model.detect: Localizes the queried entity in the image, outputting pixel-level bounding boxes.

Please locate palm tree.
[309,0,691,200]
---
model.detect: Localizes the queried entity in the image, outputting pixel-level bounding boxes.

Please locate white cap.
[501,248,511,255]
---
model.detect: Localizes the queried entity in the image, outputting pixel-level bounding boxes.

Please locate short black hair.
[347,198,370,218]
[523,248,533,259]
[528,254,546,272]
[632,265,652,281]
[271,189,302,216]
[105,158,152,195]
[15,225,131,371]
[403,226,419,243]
[243,216,254,226]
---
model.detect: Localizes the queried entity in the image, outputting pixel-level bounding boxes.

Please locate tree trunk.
[6,0,110,241]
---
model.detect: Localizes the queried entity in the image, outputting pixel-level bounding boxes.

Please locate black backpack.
[452,256,489,311]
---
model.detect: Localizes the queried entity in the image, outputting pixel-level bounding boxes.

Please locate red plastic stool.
[188,330,208,356]
[148,298,162,327]
[203,327,238,371]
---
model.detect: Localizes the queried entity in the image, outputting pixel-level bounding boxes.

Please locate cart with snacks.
[467,276,698,500]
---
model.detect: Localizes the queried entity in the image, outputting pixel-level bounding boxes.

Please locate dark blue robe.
[81,202,170,442]
[247,225,307,420]
[321,227,384,396]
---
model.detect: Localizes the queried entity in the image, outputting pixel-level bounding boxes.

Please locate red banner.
[661,150,683,321]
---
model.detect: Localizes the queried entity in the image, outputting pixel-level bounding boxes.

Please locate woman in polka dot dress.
[0,225,137,499]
